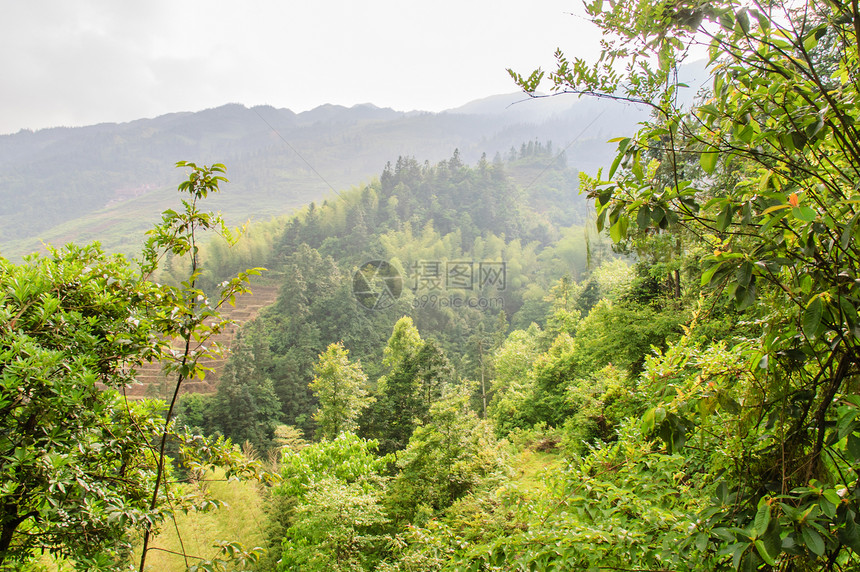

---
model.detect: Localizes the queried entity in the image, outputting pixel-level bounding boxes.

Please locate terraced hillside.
[128,285,279,398]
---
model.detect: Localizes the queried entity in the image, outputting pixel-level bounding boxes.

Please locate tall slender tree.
[310,342,373,441]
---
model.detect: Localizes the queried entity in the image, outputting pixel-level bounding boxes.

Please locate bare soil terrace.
[125,284,279,398]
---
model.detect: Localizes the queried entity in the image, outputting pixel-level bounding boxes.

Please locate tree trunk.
[0,524,14,567]
[0,503,26,566]
[481,365,487,418]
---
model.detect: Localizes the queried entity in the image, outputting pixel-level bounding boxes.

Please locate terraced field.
[127,284,279,398]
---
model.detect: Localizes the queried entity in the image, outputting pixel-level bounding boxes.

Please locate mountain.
[0,93,650,260]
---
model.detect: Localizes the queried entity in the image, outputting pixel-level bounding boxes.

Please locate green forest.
[4,0,860,569]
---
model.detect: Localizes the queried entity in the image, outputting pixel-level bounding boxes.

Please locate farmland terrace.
[126,284,279,398]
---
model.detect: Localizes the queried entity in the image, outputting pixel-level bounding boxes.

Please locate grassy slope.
[509,447,563,495]
[30,470,269,572]
[140,470,269,572]
[1,174,329,262]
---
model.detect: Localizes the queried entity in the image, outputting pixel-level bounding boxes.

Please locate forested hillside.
[3,0,860,569]
[175,144,597,440]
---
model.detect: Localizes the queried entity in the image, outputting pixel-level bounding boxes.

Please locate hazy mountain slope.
[0,93,650,260]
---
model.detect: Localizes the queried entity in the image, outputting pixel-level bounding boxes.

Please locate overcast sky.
[0,0,603,135]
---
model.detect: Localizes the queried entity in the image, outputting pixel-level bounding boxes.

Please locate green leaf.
[802,526,825,556]
[847,433,860,461]
[739,547,761,572]
[754,540,776,565]
[717,204,733,231]
[841,212,859,250]
[792,206,817,222]
[735,279,756,310]
[802,297,823,338]
[758,170,773,191]
[695,532,709,552]
[735,9,750,34]
[701,261,725,286]
[597,188,614,207]
[761,515,783,560]
[761,204,790,216]
[609,216,629,242]
[822,488,841,507]
[737,124,755,144]
[608,153,624,181]
[839,513,860,553]
[596,208,607,232]
[641,408,656,432]
[736,261,752,287]
[637,205,652,228]
[837,408,859,440]
[754,499,771,535]
[700,148,719,174]
[607,138,630,180]
[716,481,729,504]
[820,496,837,518]
[803,30,819,52]
[791,131,808,150]
[631,159,645,182]
[651,204,666,224]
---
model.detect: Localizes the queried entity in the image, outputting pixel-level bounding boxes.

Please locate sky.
[0,0,604,135]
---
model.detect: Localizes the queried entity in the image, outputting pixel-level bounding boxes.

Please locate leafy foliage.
[482,423,709,571]
[310,342,373,440]
[0,162,274,571]
[510,0,860,566]
[0,245,163,567]
[386,391,508,526]
[561,364,642,454]
[271,433,392,570]
[278,477,389,572]
[276,432,391,501]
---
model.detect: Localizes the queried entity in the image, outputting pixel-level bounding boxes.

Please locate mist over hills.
[0,92,650,260]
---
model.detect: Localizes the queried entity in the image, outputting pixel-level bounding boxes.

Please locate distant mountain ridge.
[0,92,654,260]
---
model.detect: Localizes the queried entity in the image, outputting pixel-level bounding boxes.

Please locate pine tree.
[209,323,282,450]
